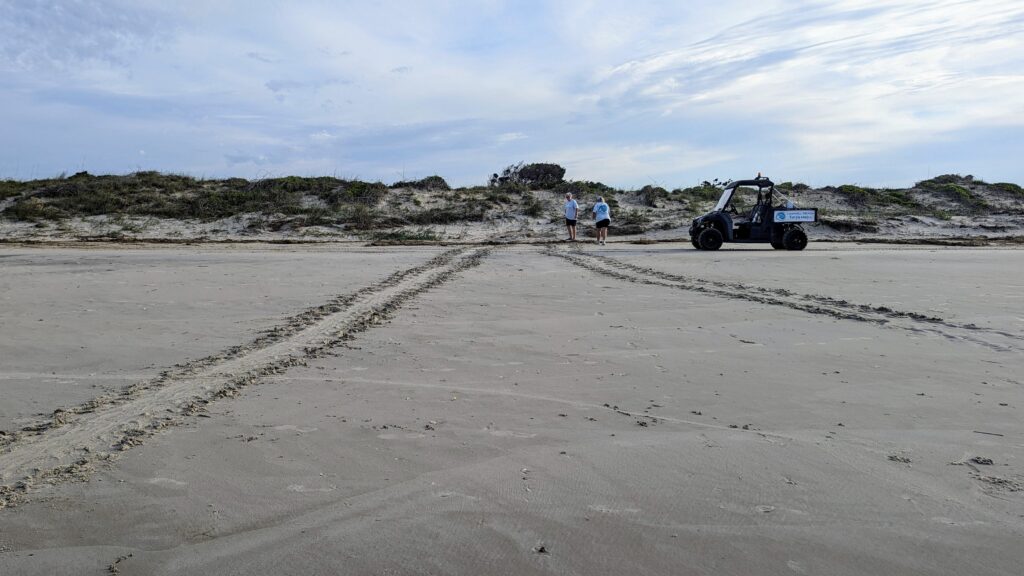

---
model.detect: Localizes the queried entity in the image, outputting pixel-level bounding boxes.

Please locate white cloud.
[496,132,527,144]
[309,130,336,142]
[596,0,1024,163]
[0,1,1021,185]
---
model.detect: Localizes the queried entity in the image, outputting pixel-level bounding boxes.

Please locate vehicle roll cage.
[714,176,776,212]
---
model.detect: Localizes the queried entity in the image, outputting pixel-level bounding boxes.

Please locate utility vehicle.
[688,176,816,251]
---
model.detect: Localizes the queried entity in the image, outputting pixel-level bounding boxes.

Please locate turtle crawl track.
[548,246,1024,353]
[0,247,491,509]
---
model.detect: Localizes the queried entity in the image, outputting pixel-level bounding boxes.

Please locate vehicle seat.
[750,203,765,224]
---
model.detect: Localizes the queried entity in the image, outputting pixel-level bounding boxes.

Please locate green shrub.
[916,174,963,188]
[0,180,28,200]
[403,205,487,225]
[836,185,919,208]
[552,180,618,200]
[991,182,1023,196]
[391,175,450,190]
[342,204,380,229]
[942,184,988,209]
[489,162,566,189]
[517,163,565,189]
[3,197,64,220]
[777,182,810,192]
[523,194,545,217]
[673,184,720,202]
[637,185,667,207]
[317,181,388,207]
[618,209,651,225]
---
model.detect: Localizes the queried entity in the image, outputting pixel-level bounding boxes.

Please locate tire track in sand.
[547,246,1024,353]
[0,247,491,509]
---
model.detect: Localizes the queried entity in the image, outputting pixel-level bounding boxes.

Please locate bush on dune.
[673,184,720,203]
[991,182,1023,196]
[0,172,394,222]
[390,175,450,190]
[489,162,566,190]
[637,185,668,207]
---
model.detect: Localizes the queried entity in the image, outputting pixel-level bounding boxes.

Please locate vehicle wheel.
[770,240,785,249]
[698,227,723,251]
[690,236,701,249]
[783,228,808,251]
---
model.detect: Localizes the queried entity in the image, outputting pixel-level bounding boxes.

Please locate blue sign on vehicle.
[773,210,816,223]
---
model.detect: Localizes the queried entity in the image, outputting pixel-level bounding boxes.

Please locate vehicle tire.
[698,227,724,251]
[690,236,701,249]
[770,240,785,249]
[783,228,808,251]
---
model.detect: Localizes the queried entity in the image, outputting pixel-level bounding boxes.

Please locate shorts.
[565,218,577,226]
[596,219,610,229]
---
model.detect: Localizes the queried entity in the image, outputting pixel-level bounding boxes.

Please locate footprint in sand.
[488,430,537,438]
[286,484,336,493]
[147,477,188,488]
[273,425,318,433]
[588,504,641,514]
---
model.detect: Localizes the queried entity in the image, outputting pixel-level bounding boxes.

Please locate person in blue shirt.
[592,196,611,245]
[563,193,579,241]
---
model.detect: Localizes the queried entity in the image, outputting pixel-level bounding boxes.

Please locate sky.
[1,0,1023,188]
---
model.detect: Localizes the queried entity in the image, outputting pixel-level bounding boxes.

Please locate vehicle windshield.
[714,186,761,213]
[713,188,733,211]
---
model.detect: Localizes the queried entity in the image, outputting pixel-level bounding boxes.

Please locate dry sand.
[0,241,1022,575]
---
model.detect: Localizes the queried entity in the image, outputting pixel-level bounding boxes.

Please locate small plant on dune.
[673,184,720,203]
[991,182,1023,196]
[618,209,651,226]
[390,175,450,190]
[4,197,62,221]
[522,193,545,217]
[944,184,988,210]
[402,204,487,225]
[0,180,28,200]
[637,185,668,207]
[776,182,810,192]
[916,174,964,188]
[552,180,619,203]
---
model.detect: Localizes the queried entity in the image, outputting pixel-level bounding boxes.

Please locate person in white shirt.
[563,193,579,241]
[592,196,611,245]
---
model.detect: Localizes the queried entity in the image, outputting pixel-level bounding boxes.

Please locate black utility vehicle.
[688,176,816,251]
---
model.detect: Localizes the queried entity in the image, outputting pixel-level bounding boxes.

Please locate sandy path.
[0,246,444,429]
[549,245,1024,353]
[0,247,489,508]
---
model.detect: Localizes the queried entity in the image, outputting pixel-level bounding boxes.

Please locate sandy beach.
[1,241,1022,575]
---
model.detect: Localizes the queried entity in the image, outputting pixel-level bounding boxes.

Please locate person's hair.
[565,193,572,199]
[597,196,604,202]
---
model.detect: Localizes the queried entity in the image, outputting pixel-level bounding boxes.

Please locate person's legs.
[570,224,577,240]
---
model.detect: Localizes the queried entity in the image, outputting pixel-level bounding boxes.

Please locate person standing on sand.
[593,196,611,245]
[564,193,579,241]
